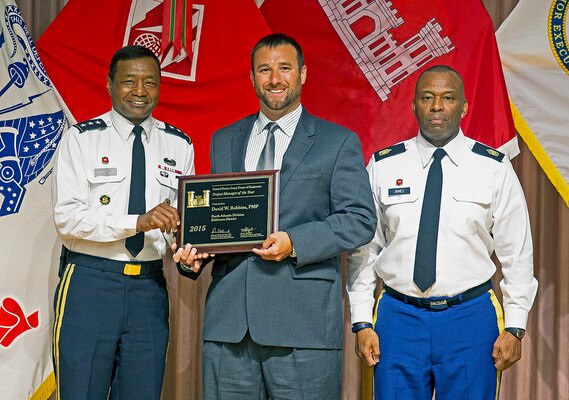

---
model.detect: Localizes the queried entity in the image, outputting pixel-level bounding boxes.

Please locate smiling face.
[107,57,160,125]
[250,43,307,120]
[412,70,468,147]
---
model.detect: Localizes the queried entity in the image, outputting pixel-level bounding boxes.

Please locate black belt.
[66,250,163,276]
[384,280,492,311]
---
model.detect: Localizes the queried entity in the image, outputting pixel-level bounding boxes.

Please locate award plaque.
[176,170,279,253]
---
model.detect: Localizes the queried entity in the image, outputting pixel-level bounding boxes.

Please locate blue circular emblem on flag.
[549,0,569,75]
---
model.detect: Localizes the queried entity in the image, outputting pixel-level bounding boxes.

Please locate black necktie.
[256,122,278,170]
[413,148,446,292]
[125,125,146,257]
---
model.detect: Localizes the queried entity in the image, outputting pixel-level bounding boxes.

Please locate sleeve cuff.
[504,306,529,330]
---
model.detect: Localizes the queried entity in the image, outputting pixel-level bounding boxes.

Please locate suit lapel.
[231,114,257,172]
[279,110,315,193]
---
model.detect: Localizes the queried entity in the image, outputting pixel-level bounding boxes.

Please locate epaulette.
[472,142,504,162]
[73,119,106,133]
[164,123,192,144]
[373,143,406,162]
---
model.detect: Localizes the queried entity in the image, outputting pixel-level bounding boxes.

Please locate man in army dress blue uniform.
[51,45,195,399]
[348,65,538,400]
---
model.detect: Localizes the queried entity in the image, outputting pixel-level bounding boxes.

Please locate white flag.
[0,1,70,398]
[497,0,569,206]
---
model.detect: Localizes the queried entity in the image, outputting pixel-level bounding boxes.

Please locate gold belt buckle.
[124,263,141,276]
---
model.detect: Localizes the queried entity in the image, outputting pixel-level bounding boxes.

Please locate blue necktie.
[125,125,145,257]
[256,122,278,170]
[413,148,446,292]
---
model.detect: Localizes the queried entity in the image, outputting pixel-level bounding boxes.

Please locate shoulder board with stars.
[472,142,505,162]
[373,143,406,162]
[164,123,192,144]
[73,119,107,133]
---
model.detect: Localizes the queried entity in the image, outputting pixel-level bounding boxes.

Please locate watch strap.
[505,327,525,339]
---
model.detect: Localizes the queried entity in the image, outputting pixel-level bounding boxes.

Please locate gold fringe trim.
[510,100,569,207]
[29,372,56,400]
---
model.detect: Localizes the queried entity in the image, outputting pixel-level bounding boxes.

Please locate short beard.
[255,80,301,113]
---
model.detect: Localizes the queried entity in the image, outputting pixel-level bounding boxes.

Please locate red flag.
[162,0,193,56]
[259,0,517,159]
[36,0,270,174]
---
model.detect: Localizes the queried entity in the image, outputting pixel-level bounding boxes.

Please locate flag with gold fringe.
[497,0,569,206]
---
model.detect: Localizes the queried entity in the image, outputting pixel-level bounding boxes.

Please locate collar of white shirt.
[416,128,467,168]
[255,104,303,137]
[110,108,154,143]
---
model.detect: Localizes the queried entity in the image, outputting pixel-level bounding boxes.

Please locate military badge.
[164,157,176,166]
[100,194,110,205]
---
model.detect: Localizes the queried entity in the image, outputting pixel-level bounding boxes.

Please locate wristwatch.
[290,245,297,259]
[505,327,525,339]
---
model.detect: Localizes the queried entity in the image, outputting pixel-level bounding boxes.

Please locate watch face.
[507,328,525,339]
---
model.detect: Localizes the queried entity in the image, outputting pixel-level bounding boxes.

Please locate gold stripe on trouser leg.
[489,289,505,400]
[361,290,385,400]
[52,263,75,400]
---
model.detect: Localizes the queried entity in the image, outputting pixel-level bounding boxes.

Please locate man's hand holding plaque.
[171,242,213,273]
[251,231,293,262]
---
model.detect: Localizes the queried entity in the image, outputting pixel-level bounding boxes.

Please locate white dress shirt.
[244,105,303,171]
[52,109,195,261]
[347,130,538,329]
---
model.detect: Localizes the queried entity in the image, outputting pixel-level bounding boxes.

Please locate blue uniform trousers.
[374,290,503,400]
[53,255,169,400]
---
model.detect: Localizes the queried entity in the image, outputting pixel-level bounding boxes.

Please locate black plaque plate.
[176,170,279,253]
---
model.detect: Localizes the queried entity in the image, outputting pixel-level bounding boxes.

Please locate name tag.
[388,187,410,196]
[94,167,118,177]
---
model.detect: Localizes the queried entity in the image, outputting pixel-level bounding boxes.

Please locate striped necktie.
[256,122,278,170]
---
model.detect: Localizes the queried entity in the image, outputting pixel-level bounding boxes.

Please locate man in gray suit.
[173,33,376,399]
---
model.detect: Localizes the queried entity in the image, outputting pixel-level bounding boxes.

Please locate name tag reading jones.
[176,171,279,253]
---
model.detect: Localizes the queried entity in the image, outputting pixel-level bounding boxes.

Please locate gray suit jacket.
[180,109,376,349]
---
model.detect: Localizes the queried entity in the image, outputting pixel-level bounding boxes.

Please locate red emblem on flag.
[0,297,39,347]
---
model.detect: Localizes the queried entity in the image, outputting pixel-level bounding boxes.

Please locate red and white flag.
[37,0,270,174]
[0,0,70,398]
[259,0,518,160]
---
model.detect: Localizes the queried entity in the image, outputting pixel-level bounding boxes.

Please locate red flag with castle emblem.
[37,0,270,174]
[259,0,518,159]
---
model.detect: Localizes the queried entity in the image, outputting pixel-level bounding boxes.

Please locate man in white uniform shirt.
[52,45,195,399]
[347,65,538,400]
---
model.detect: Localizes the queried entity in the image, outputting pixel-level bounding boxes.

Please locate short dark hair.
[250,33,304,70]
[415,65,464,96]
[108,45,161,81]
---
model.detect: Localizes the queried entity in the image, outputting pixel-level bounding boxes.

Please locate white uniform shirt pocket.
[155,170,178,203]
[450,185,493,234]
[379,185,420,240]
